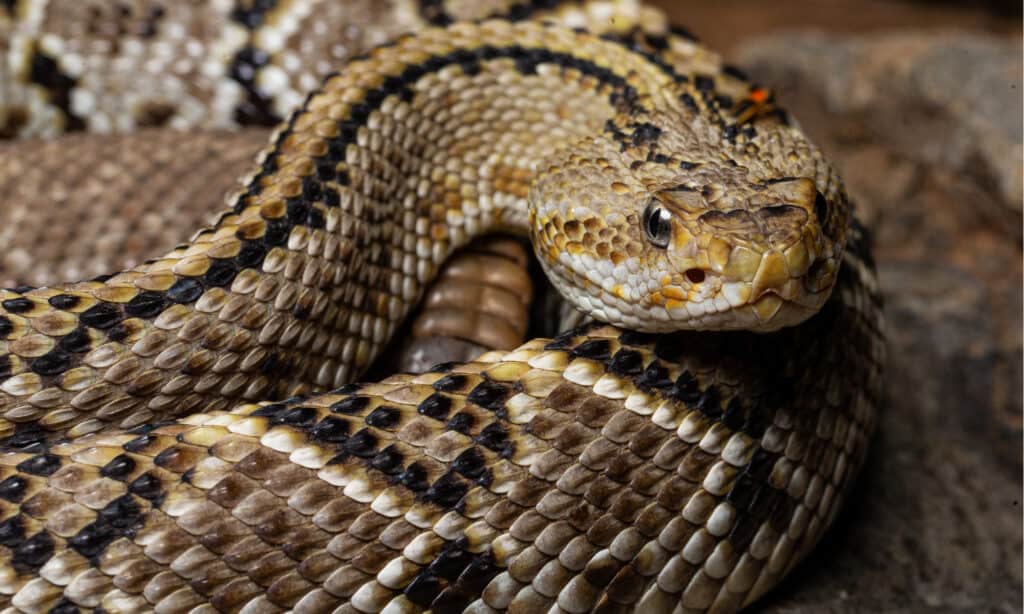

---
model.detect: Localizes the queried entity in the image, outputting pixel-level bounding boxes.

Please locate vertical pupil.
[647,207,662,238]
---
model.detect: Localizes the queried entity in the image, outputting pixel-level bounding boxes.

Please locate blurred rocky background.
[647,1,1021,611]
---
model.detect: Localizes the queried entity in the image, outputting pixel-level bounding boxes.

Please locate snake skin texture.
[0,0,694,439]
[0,0,665,137]
[0,250,882,613]
[0,131,533,368]
[0,130,269,287]
[389,237,537,374]
[0,1,885,612]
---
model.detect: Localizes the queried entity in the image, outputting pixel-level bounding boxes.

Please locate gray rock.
[739,31,1022,212]
[736,30,1022,613]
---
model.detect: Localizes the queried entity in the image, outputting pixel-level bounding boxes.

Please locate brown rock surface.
[731,30,1022,612]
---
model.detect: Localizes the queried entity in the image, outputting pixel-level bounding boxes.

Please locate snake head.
[530,148,847,332]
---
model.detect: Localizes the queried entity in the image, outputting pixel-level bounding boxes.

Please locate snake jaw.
[537,229,839,332]
[669,241,840,331]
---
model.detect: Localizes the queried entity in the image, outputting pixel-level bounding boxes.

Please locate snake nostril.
[685,268,706,284]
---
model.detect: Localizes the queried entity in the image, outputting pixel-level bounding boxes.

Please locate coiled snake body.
[0,2,884,612]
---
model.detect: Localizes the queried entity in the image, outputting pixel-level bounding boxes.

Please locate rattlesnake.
[0,2,884,612]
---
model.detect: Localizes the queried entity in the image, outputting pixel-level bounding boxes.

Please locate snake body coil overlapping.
[0,1,884,612]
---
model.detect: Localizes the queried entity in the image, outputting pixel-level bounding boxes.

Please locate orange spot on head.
[749,88,769,104]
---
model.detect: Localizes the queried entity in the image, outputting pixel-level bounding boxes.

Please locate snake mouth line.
[658,292,820,331]
[746,292,813,327]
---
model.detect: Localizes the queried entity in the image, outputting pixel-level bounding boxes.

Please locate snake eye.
[642,200,672,248]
